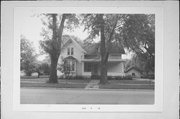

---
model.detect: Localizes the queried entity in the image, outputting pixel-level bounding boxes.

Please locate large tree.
[40,14,79,83]
[82,14,155,83]
[121,14,155,74]
[82,14,124,84]
[20,36,36,76]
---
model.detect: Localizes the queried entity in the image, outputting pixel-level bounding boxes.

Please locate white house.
[58,35,126,77]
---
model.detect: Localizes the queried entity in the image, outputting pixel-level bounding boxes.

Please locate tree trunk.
[100,59,108,84]
[47,14,66,83]
[48,55,58,83]
[99,14,108,84]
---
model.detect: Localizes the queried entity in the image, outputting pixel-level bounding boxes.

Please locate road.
[21,88,154,104]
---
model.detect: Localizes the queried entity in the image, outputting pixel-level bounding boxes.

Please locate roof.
[83,42,125,55]
[61,35,125,55]
[124,66,142,73]
[61,35,86,53]
[64,56,78,61]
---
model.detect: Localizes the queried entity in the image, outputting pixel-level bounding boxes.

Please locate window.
[71,48,74,55]
[67,47,74,55]
[84,62,91,72]
[66,60,75,71]
[132,73,135,76]
[72,62,75,71]
[67,48,70,55]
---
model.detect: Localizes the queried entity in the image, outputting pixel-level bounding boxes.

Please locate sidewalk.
[85,80,99,89]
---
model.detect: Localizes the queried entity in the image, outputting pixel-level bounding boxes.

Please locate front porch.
[81,61,125,77]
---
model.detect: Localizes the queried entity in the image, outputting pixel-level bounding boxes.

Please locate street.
[21,88,154,104]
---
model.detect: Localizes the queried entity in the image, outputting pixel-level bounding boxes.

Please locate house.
[58,35,126,77]
[124,66,142,78]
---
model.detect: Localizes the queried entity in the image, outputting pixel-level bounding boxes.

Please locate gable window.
[67,47,74,56]
[71,48,74,55]
[67,48,70,55]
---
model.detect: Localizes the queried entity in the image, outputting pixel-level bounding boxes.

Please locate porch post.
[82,62,84,76]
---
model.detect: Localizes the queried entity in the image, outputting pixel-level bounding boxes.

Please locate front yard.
[21,76,154,90]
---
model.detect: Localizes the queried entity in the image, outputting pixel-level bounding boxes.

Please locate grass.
[21,82,86,89]
[99,80,154,89]
[21,77,89,89]
[21,76,154,89]
[99,83,154,89]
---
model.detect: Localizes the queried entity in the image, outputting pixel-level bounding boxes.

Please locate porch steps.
[85,80,100,89]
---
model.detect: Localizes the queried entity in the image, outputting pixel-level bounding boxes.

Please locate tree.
[40,14,79,83]
[121,14,155,74]
[34,62,50,78]
[82,14,124,84]
[82,14,155,83]
[20,36,36,76]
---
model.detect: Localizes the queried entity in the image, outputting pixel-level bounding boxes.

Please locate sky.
[17,11,132,61]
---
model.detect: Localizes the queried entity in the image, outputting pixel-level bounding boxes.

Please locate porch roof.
[64,56,78,61]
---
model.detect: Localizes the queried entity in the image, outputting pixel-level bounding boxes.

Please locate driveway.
[21,88,154,104]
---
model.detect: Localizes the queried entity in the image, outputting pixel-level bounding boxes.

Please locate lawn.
[21,76,154,90]
[21,77,89,89]
[99,80,154,89]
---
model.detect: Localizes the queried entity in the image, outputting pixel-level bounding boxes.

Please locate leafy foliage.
[58,58,71,79]
[82,14,126,84]
[39,14,79,83]
[121,14,155,73]
[20,36,37,76]
[82,14,155,83]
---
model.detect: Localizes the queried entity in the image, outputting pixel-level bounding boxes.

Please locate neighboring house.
[124,66,142,78]
[58,36,126,77]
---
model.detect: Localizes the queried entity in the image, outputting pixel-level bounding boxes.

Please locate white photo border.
[13,6,163,112]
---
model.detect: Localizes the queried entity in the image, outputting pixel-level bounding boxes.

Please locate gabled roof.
[61,35,86,53]
[61,35,125,55]
[83,42,125,55]
[64,56,78,61]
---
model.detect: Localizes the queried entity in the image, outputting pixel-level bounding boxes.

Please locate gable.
[61,36,86,54]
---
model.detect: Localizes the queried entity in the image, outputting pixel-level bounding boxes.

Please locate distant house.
[58,36,126,77]
[124,66,142,78]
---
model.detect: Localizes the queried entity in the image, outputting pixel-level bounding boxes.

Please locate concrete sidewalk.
[85,80,100,89]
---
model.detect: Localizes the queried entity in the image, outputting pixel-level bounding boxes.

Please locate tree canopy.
[40,14,79,83]
[81,14,155,82]
[121,14,155,73]
[20,36,37,76]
